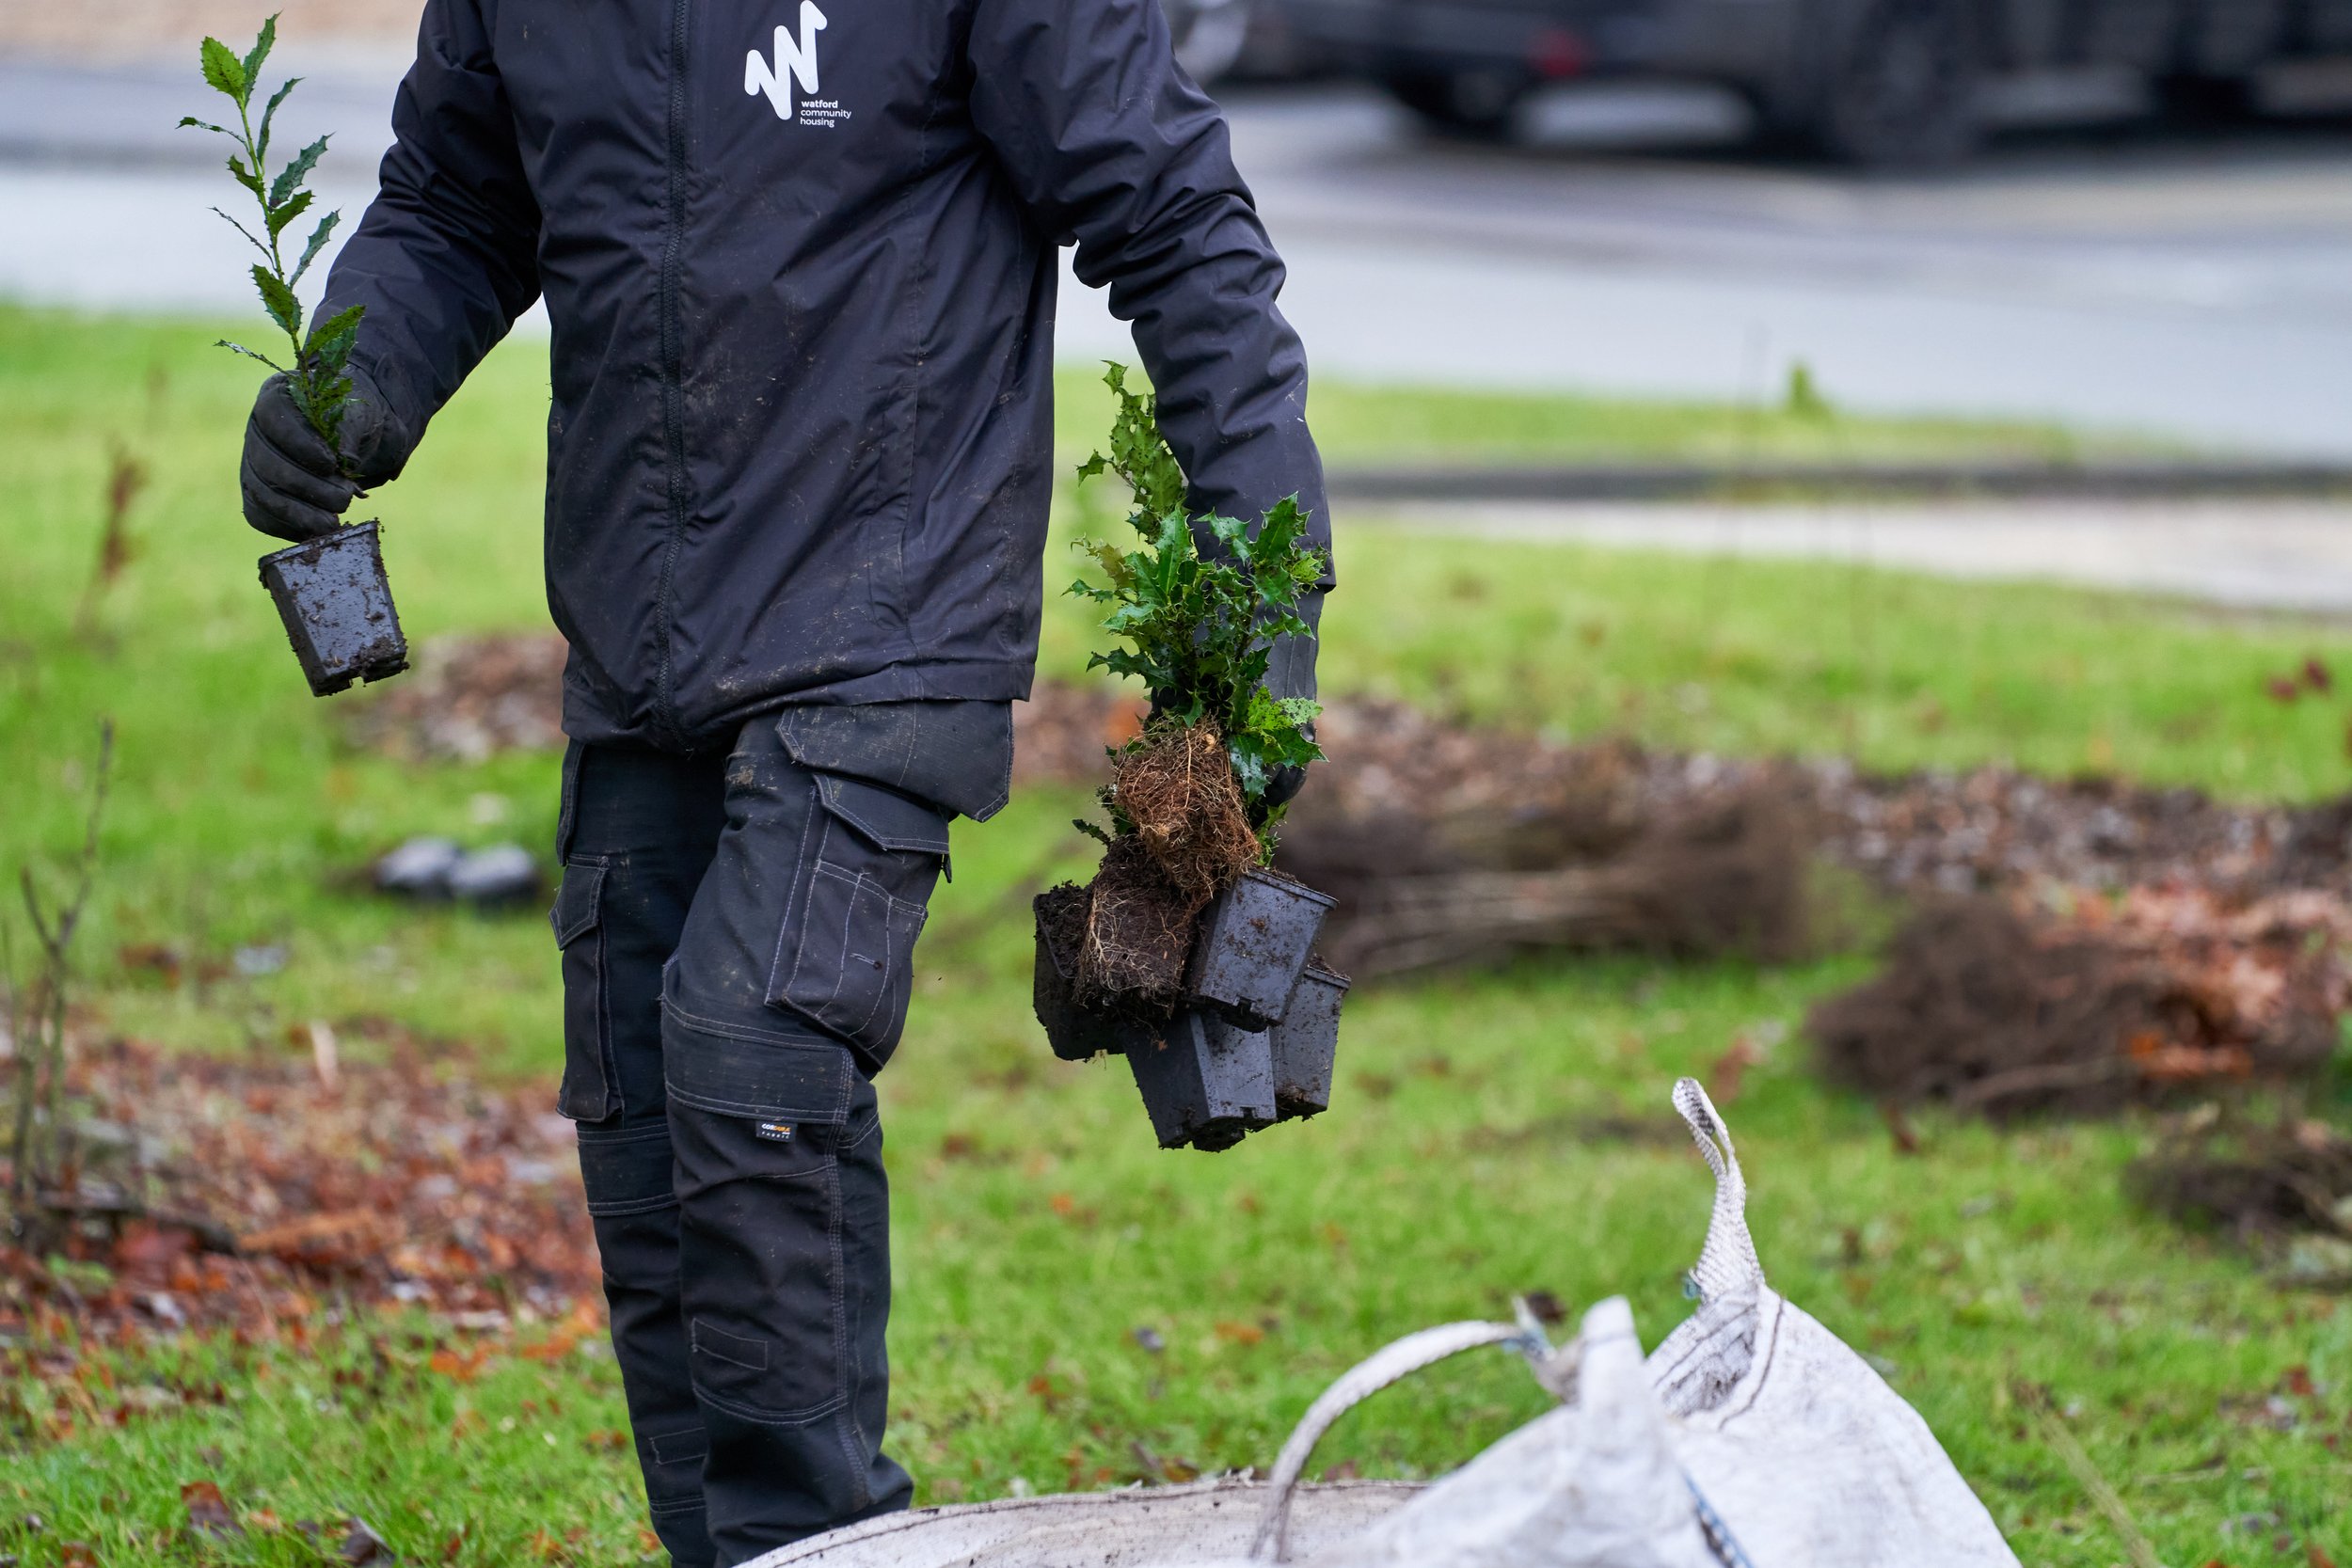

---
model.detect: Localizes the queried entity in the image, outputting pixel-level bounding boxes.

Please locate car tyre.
[1810,0,1979,168]
[1382,71,1531,140]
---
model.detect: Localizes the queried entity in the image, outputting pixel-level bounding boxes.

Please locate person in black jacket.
[236,0,1327,1560]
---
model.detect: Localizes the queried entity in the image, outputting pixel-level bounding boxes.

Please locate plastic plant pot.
[1270,963,1349,1121]
[258,520,409,697]
[1126,1008,1276,1151]
[1033,891,1152,1061]
[1184,868,1336,1031]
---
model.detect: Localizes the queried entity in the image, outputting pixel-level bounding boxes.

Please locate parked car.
[1269,0,2352,164]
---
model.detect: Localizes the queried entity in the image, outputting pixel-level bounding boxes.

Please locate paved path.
[1361,498,2352,613]
[7,52,2352,453]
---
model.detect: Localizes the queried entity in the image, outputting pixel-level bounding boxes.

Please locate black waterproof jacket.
[325,0,1327,753]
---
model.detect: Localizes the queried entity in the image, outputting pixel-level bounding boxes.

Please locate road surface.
[5,49,2352,457]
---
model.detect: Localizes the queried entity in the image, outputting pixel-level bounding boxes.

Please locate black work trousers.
[552,705,1008,1567]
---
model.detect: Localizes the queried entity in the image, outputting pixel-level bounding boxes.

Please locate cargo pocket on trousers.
[766,774,948,1066]
[551,860,619,1121]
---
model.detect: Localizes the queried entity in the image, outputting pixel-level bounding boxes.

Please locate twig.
[8,721,116,1217]
[2021,1385,2165,1568]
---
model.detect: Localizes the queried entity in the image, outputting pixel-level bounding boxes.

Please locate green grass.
[2,303,2348,1565]
[1051,361,2151,469]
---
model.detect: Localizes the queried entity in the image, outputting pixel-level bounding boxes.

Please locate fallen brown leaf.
[180,1479,240,1540]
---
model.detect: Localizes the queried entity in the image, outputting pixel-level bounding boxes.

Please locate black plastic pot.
[1032,893,1152,1061]
[1126,1008,1276,1151]
[1184,869,1336,1031]
[1270,963,1349,1121]
[258,520,408,697]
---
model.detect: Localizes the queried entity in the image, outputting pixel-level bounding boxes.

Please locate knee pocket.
[679,1153,848,1424]
[576,1122,675,1218]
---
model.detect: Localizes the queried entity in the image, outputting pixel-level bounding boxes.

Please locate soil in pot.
[1074,834,1201,1010]
[259,521,409,697]
[1034,883,1153,1060]
[1113,721,1260,903]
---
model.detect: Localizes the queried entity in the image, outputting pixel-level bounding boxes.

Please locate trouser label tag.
[755,1120,796,1143]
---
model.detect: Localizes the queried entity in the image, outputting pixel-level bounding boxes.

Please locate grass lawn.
[2,304,2348,1566]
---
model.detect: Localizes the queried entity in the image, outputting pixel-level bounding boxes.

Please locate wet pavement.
[1368,498,2352,614]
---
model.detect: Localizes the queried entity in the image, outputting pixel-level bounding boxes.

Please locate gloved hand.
[239,368,405,543]
[1262,752,1311,813]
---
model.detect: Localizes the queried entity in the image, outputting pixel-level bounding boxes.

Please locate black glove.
[1262,752,1310,813]
[239,368,405,543]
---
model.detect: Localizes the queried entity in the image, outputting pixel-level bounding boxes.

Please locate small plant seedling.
[1071,363,1327,848]
[181,14,365,458]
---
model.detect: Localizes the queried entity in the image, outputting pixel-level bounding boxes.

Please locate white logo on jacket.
[745,4,829,119]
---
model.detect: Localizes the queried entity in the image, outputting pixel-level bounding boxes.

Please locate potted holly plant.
[1033,367,1347,1147]
[185,17,407,697]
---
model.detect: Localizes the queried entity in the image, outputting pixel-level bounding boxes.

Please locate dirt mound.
[1809,889,2348,1118]
[1,1031,596,1346]
[1113,721,1259,903]
[345,632,567,763]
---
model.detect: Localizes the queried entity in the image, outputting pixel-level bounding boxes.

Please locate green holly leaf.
[257,73,302,162]
[241,15,278,91]
[177,116,230,135]
[305,303,366,375]
[290,208,341,286]
[226,153,264,201]
[266,185,313,239]
[199,36,248,104]
[269,135,330,211]
[252,264,302,340]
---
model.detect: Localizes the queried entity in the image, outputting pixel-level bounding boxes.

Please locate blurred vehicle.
[1267,0,2352,165]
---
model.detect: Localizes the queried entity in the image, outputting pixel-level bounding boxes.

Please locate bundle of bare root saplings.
[1807,887,2349,1119]
[1269,702,1816,978]
[1033,369,1343,1152]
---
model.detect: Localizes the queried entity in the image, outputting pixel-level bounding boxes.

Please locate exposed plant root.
[1112,721,1260,903]
[1809,890,2346,1119]
[1074,835,1200,1010]
[1314,782,1814,978]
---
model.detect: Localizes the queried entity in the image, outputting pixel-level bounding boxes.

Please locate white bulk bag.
[751,1080,2018,1568]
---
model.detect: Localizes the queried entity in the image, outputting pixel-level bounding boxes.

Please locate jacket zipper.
[651,0,694,750]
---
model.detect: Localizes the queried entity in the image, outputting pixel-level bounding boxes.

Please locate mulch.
[2,1027,597,1353]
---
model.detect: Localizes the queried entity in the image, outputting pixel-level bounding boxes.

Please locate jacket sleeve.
[962,0,1333,700]
[318,0,541,469]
